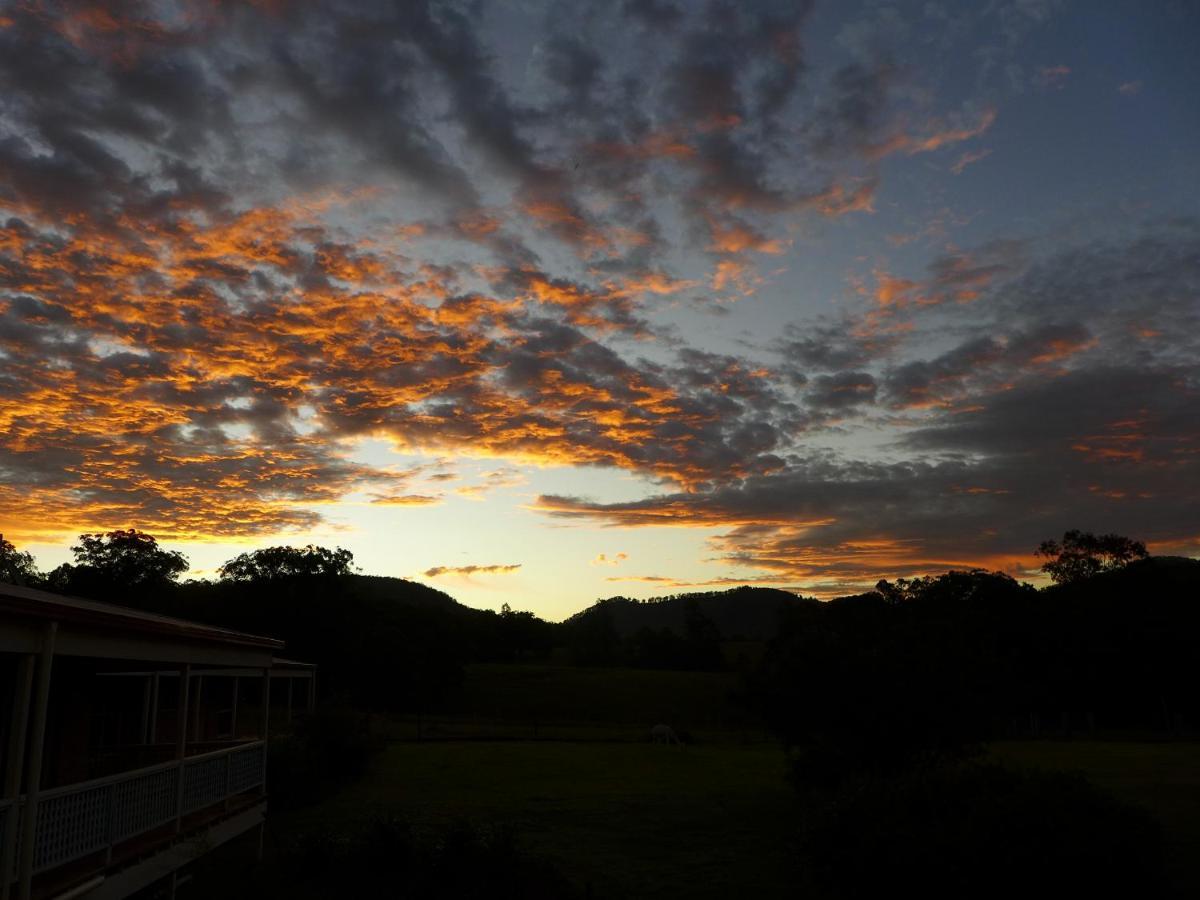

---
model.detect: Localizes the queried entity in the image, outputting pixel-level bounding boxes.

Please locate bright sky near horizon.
[1,0,1197,619]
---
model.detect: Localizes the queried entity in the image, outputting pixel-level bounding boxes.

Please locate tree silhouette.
[0,534,40,585]
[218,544,357,581]
[67,529,189,586]
[1036,530,1148,584]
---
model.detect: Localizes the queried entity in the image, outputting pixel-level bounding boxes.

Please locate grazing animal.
[650,723,681,746]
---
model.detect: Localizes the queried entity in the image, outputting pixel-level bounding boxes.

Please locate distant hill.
[565,586,817,641]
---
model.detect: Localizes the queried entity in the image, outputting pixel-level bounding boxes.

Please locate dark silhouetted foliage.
[155,574,473,710]
[0,534,39,585]
[491,603,556,662]
[568,586,808,643]
[268,706,379,809]
[561,587,807,669]
[47,529,188,595]
[219,544,358,581]
[1037,529,1148,584]
[798,764,1164,900]
[752,560,1200,788]
[274,818,577,899]
[561,599,622,665]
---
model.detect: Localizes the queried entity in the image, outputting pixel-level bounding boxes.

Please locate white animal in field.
[650,723,681,745]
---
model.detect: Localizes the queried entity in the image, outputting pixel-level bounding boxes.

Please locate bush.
[798,763,1164,899]
[267,706,378,808]
[282,817,577,899]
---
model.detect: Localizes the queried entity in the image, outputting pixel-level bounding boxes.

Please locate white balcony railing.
[2,740,265,882]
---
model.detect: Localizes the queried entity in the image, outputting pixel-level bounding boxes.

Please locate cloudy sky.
[1,0,1197,617]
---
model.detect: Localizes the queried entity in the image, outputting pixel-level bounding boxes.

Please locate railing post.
[104,783,116,866]
[230,676,239,740]
[224,752,232,812]
[173,665,190,833]
[148,673,159,747]
[139,676,151,748]
[191,676,204,746]
[259,669,270,798]
[1,655,34,900]
[17,621,56,900]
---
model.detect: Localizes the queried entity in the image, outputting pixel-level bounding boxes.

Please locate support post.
[259,669,270,798]
[139,675,152,746]
[17,621,57,900]
[230,676,239,740]
[191,676,204,745]
[173,665,191,833]
[1,656,35,900]
[286,678,293,725]
[259,670,270,742]
[148,672,159,747]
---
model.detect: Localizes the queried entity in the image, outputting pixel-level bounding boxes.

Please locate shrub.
[798,763,1164,899]
[283,817,577,899]
[267,706,378,808]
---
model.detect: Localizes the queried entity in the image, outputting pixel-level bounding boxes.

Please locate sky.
[0,0,1197,619]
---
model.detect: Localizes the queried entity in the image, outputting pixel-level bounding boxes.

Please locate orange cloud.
[869,108,997,159]
[423,563,521,577]
[951,148,992,175]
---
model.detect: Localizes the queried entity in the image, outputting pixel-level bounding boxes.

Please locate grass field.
[191,737,1199,899]
[989,740,1200,896]
[379,663,769,744]
[278,740,799,899]
[185,734,1200,898]
[180,658,1199,898]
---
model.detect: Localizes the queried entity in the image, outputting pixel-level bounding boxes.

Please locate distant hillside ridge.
[565,586,817,641]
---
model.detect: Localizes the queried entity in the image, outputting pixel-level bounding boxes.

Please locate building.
[0,583,314,899]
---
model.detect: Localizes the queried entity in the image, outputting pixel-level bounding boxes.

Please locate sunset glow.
[1,0,1197,617]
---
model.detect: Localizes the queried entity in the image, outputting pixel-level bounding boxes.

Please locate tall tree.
[1036,530,1148,584]
[218,545,357,581]
[0,534,40,585]
[69,529,189,586]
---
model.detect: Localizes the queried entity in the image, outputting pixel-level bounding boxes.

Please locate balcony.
[1,741,264,891]
[1,584,310,900]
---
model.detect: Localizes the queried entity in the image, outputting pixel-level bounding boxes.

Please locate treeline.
[753,560,1199,786]
[744,538,1193,898]
[3,530,1197,738]
[0,531,554,709]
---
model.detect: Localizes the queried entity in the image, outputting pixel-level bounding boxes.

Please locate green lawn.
[188,735,1199,898]
[990,741,1200,897]
[279,740,798,899]
[376,662,769,744]
[455,662,761,732]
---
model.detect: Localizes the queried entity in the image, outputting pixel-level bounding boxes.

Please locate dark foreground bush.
[799,763,1164,900]
[282,818,577,899]
[268,706,378,808]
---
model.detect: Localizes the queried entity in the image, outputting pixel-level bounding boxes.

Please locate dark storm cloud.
[881,322,1094,408]
[807,59,897,158]
[777,322,895,371]
[621,0,683,30]
[536,223,1200,584]
[2,0,1193,576]
[266,25,478,207]
[806,371,878,409]
[540,35,604,112]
